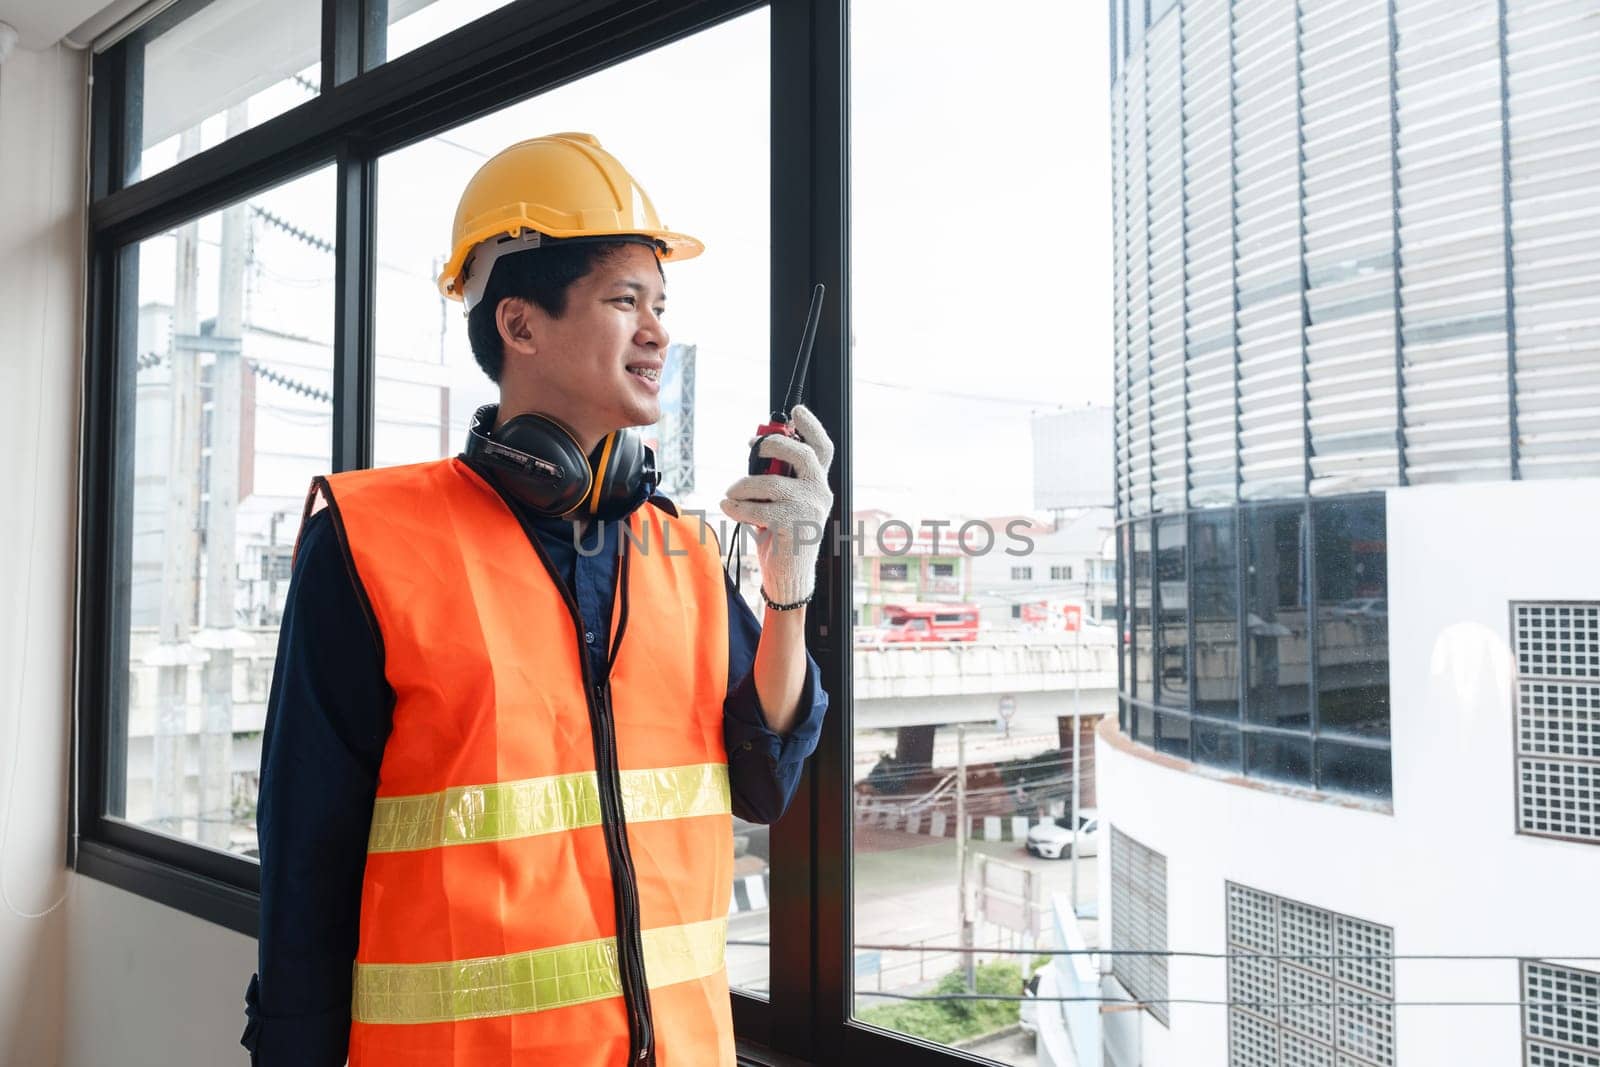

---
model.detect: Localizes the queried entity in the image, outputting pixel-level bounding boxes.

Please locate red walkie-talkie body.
[749,284,826,478]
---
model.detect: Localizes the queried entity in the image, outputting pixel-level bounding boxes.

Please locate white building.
[965,511,1118,631]
[1060,0,1600,1064]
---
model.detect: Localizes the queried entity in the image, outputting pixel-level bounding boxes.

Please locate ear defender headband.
[464,404,657,519]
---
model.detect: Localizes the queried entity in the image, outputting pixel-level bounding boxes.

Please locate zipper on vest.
[497,499,657,1066]
[592,681,655,1066]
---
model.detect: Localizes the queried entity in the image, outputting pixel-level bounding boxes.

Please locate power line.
[252,206,335,256]
[249,361,331,404]
[849,943,1600,962]
[136,351,332,405]
[854,990,1600,1009]
[857,377,1080,410]
[730,939,1600,964]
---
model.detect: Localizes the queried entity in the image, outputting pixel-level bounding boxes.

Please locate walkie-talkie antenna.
[776,284,826,421]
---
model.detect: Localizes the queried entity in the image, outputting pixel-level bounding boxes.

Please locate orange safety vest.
[308,458,735,1067]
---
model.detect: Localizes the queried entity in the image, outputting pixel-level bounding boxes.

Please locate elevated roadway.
[852,639,1119,730]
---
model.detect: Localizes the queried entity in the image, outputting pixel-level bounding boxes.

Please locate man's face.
[501,243,669,447]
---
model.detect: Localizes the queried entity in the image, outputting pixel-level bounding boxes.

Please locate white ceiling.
[0,0,146,50]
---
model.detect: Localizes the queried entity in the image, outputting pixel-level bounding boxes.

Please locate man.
[242,133,833,1066]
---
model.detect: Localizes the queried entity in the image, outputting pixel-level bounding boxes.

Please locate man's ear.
[496,297,539,357]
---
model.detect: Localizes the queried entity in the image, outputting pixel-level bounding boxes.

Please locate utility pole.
[265,511,284,624]
[1070,610,1084,917]
[956,723,975,992]
[154,127,205,833]
[199,102,250,850]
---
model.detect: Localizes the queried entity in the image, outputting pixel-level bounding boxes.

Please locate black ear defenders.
[464,404,657,518]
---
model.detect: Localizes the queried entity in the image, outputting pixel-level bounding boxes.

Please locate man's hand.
[719,405,835,606]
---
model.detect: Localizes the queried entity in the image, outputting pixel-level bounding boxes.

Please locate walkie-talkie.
[748,283,826,477]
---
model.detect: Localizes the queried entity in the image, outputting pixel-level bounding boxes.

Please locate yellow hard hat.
[437,132,704,309]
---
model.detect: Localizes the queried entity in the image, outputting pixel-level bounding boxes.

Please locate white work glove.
[720,404,835,607]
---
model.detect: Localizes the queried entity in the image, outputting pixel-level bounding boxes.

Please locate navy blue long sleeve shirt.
[242,475,826,1065]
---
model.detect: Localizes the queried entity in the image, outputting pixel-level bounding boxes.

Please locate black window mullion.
[1305,498,1320,787]
[1121,524,1129,728]
[1186,511,1197,712]
[326,0,374,493]
[74,242,136,864]
[90,45,135,201]
[326,0,388,81]
[1152,520,1162,749]
[770,0,849,1060]
[103,246,138,827]
[1235,499,1248,729]
[323,0,363,88]
[363,0,390,70]
[332,143,377,473]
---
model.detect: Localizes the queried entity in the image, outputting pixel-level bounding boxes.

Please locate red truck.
[875,602,981,643]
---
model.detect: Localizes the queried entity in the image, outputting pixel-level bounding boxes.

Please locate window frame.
[74,0,918,1063]
[79,1,1107,1060]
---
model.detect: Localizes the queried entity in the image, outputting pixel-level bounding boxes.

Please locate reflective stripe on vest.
[367,762,731,852]
[353,916,728,1025]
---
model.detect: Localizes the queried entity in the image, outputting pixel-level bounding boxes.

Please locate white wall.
[1,40,261,1067]
[1097,478,1600,1066]
[62,878,256,1067]
[0,40,86,1067]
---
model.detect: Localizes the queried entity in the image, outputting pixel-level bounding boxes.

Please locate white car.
[1025,812,1099,860]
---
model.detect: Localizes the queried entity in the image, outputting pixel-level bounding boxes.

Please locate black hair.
[465,240,662,384]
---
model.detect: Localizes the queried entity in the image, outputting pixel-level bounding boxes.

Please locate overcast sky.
[143,0,1112,519]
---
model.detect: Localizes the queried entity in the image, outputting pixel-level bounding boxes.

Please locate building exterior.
[851,510,975,628]
[965,511,1120,631]
[849,508,1117,633]
[1072,0,1600,1065]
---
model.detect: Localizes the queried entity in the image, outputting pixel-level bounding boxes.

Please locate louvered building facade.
[1094,4,1600,1062]
[1111,0,1600,801]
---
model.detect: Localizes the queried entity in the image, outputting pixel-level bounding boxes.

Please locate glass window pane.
[850,0,1107,1055]
[1155,515,1188,708]
[1118,524,1130,693]
[1192,510,1239,717]
[1134,520,1153,698]
[1192,719,1241,771]
[1244,505,1309,729]
[132,0,321,183]
[371,9,772,995]
[1315,496,1390,740]
[119,166,336,854]
[382,0,517,65]
[1131,702,1156,746]
[1155,712,1191,760]
[1316,740,1391,798]
[1245,731,1312,786]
